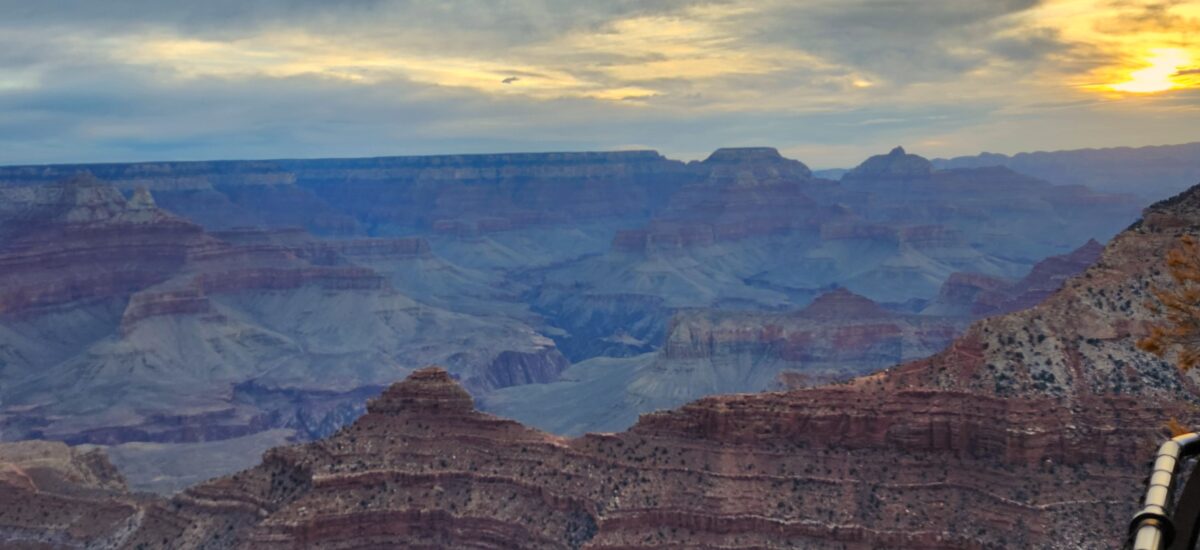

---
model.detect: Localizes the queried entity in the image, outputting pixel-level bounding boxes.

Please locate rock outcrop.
[0,441,142,548]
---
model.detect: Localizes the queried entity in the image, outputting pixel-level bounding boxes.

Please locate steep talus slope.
[39,181,1200,549]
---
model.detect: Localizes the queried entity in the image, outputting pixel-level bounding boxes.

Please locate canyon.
[3,176,1200,546]
[0,143,1180,497]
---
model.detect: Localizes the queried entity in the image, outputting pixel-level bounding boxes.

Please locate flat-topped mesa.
[287,149,671,170]
[310,237,433,261]
[703,147,786,163]
[365,366,476,416]
[698,147,813,186]
[0,151,683,189]
[844,146,934,180]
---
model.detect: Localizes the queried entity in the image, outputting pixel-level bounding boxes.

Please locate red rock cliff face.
[0,178,386,320]
[112,362,1165,549]
[0,179,204,314]
[99,183,1200,549]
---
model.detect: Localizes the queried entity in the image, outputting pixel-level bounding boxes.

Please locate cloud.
[720,0,1052,83]
[0,0,1196,167]
[1095,0,1199,33]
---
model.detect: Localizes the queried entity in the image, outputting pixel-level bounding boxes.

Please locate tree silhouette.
[1140,235,1200,371]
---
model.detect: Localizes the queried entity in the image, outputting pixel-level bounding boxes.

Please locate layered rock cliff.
[0,151,693,237]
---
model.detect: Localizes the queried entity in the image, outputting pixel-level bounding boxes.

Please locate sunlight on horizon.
[1110,48,1193,93]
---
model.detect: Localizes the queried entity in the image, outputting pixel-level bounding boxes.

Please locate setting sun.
[1110,48,1192,93]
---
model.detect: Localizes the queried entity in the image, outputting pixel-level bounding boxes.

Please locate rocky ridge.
[934,141,1200,200]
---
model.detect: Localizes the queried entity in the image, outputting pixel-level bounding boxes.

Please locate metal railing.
[1131,433,1200,550]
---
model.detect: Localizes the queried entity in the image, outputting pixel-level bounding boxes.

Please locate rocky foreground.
[4,183,1200,548]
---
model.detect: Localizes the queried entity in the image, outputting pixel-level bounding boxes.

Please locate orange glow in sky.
[1110,48,1193,93]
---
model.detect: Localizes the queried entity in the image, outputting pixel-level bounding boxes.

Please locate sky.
[0,0,1198,168]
